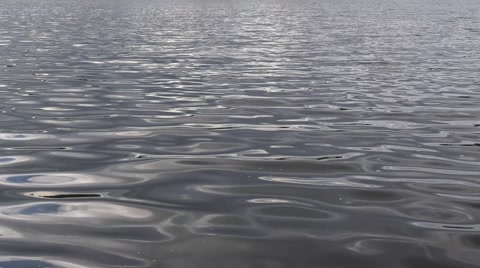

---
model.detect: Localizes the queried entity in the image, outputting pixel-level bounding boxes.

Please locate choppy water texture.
[1,0,480,267]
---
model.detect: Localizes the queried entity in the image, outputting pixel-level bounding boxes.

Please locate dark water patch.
[7,147,69,150]
[34,193,102,199]
[24,191,103,199]
[347,189,406,202]
[443,225,474,230]
[461,234,480,249]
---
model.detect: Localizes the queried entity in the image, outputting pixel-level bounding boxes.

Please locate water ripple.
[1,0,480,267]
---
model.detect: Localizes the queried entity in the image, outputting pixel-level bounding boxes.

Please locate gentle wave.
[1,0,480,267]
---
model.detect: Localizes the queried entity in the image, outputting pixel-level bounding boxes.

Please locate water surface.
[1,0,480,267]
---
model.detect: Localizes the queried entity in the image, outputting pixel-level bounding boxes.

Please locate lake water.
[1,0,480,267]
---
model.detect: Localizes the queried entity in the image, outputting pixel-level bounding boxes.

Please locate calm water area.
[1,0,480,267]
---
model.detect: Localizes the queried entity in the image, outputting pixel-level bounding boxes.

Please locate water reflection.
[1,0,480,267]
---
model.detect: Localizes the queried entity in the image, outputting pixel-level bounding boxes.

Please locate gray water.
[1,0,480,267]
